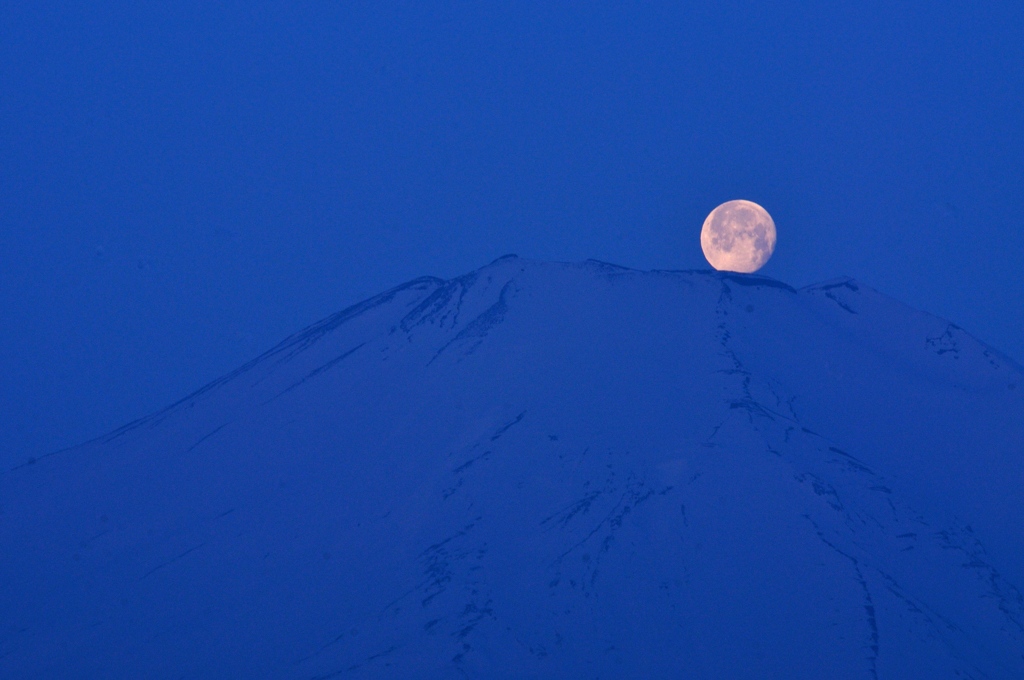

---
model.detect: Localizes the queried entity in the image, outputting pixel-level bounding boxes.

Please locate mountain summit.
[3,257,1023,678]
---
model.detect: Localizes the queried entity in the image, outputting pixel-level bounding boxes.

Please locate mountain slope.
[2,256,1023,679]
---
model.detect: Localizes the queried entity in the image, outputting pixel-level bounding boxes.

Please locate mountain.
[2,256,1023,679]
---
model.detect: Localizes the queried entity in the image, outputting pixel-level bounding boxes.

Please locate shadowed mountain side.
[2,256,1022,679]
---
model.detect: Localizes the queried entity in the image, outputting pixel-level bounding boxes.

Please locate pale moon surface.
[701,200,776,273]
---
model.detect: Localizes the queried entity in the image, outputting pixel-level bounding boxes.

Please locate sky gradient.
[2,1,1022,461]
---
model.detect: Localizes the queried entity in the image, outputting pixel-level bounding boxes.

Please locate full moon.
[700,200,776,273]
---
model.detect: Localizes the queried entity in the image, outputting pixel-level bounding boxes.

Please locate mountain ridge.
[16,255,1017,471]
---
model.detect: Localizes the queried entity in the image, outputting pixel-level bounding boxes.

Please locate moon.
[700,200,776,273]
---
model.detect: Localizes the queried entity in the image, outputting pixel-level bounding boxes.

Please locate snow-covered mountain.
[3,256,1023,679]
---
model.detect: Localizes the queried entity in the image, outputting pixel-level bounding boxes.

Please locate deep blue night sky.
[2,2,1022,462]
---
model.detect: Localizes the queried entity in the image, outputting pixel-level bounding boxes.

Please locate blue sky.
[2,1,1022,460]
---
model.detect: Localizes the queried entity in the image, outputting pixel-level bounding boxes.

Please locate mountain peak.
[2,259,1022,678]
